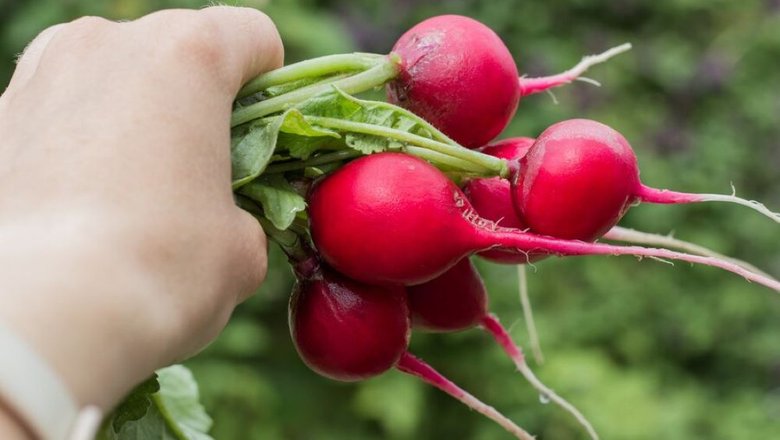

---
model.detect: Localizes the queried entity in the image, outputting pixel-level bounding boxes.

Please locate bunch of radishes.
[230,14,780,439]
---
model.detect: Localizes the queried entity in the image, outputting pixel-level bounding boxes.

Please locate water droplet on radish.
[539,393,551,404]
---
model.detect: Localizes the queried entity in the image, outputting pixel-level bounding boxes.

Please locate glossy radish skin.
[513,119,640,241]
[309,152,482,285]
[386,15,520,148]
[408,258,487,332]
[308,152,780,291]
[289,266,410,381]
[479,137,535,163]
[465,138,536,263]
[288,263,534,438]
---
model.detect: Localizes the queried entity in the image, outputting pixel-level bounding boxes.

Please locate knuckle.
[37,16,116,65]
[160,13,227,78]
[244,9,285,68]
[64,15,113,35]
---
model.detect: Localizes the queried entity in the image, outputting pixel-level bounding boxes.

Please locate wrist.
[0,208,165,410]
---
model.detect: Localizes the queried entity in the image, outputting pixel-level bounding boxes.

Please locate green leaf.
[277,109,343,160]
[279,109,340,138]
[283,87,457,158]
[344,133,393,154]
[281,133,345,160]
[297,87,452,145]
[231,117,284,189]
[239,174,307,230]
[99,365,213,440]
[110,374,160,433]
[154,365,213,440]
[102,405,178,440]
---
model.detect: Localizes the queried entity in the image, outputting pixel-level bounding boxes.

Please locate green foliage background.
[2,0,779,438]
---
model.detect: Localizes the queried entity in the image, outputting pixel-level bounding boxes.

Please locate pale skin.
[0,7,283,438]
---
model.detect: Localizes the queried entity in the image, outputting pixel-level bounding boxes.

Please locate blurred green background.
[2,0,779,438]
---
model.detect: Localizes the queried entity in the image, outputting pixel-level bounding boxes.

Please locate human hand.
[0,6,282,424]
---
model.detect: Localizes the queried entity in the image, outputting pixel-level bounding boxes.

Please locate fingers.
[5,24,65,92]
[229,209,269,304]
[135,6,284,97]
[199,6,285,90]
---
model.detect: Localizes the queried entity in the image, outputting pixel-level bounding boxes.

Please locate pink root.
[480,315,599,440]
[478,229,780,292]
[396,351,534,440]
[515,265,545,365]
[603,226,774,278]
[518,43,632,96]
[636,184,780,224]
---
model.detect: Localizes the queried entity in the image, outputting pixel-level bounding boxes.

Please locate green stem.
[257,217,310,262]
[403,146,488,174]
[303,116,508,177]
[238,53,385,98]
[232,56,401,127]
[236,194,310,260]
[264,150,362,173]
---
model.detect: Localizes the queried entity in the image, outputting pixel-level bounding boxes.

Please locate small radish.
[407,258,487,332]
[512,119,780,242]
[289,263,410,381]
[289,260,534,439]
[386,15,631,148]
[308,152,779,291]
[464,137,536,264]
[408,258,598,439]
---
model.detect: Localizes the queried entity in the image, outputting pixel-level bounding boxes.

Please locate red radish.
[289,264,410,381]
[465,137,536,264]
[408,258,598,439]
[512,119,780,242]
[407,258,487,332]
[386,15,631,148]
[289,261,534,439]
[308,152,780,291]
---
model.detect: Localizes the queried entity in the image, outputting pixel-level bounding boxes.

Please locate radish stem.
[239,53,385,98]
[481,315,598,440]
[603,226,775,278]
[516,265,544,365]
[304,116,508,176]
[264,150,362,174]
[232,58,400,126]
[480,228,780,292]
[636,185,780,224]
[519,43,632,96]
[396,352,534,440]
